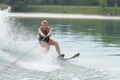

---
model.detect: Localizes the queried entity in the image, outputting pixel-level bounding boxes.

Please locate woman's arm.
[47,28,52,36]
[38,27,45,36]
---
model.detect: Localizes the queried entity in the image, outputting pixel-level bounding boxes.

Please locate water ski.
[57,54,65,60]
[57,53,80,61]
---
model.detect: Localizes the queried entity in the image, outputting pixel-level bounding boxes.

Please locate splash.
[0,7,61,73]
[19,53,61,72]
[0,7,11,42]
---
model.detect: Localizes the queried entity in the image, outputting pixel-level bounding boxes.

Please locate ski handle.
[41,35,51,41]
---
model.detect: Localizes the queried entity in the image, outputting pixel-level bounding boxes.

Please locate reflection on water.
[15,18,120,70]
[16,18,120,46]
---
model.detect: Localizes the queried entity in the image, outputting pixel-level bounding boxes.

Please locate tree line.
[0,0,120,12]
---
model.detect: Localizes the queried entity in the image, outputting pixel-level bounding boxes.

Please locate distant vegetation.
[26,5,100,14]
[25,5,120,15]
[0,0,120,15]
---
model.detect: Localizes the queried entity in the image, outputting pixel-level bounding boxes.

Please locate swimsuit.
[38,26,50,43]
[38,34,50,43]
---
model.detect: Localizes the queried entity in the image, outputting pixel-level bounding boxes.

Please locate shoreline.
[8,12,120,20]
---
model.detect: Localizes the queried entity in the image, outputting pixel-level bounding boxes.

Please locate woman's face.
[42,23,47,27]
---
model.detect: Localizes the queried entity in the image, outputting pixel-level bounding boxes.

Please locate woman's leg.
[48,38,61,55]
[40,41,50,54]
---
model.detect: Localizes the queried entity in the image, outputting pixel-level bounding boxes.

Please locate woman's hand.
[47,28,52,36]
[47,34,51,37]
[41,33,45,37]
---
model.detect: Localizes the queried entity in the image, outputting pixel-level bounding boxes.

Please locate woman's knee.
[54,41,59,45]
[43,44,50,51]
[40,41,50,48]
[46,45,50,49]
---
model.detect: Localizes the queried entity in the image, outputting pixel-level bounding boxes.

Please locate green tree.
[9,0,30,11]
[113,0,119,15]
[118,0,120,6]
[78,0,98,6]
[29,0,42,5]
[0,0,9,4]
[107,0,114,6]
[98,0,107,15]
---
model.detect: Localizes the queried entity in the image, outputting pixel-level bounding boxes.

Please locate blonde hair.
[41,20,48,25]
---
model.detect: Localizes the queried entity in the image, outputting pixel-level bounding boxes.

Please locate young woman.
[38,20,61,56]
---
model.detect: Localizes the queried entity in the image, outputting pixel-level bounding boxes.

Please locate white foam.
[19,53,61,72]
[21,78,42,80]
[72,78,80,80]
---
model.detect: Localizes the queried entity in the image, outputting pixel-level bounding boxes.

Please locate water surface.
[0,10,120,80]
